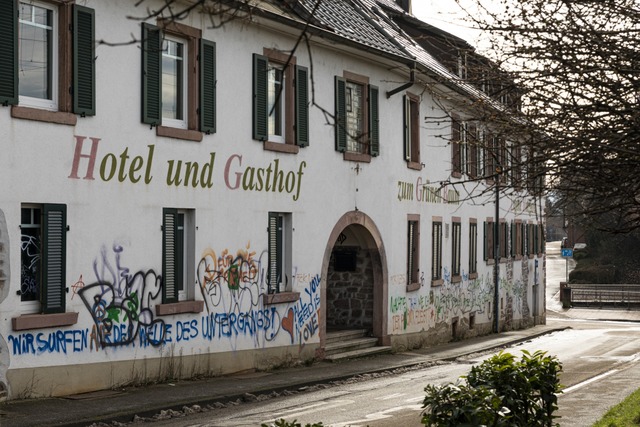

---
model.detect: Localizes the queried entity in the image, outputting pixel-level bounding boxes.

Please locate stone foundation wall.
[326,247,374,330]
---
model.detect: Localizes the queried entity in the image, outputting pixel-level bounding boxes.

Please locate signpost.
[561,248,573,282]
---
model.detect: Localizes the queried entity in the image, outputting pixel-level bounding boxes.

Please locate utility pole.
[493,165,502,334]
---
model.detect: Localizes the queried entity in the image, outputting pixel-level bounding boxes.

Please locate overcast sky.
[412,0,485,47]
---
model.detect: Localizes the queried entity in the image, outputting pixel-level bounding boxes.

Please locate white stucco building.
[0,0,545,399]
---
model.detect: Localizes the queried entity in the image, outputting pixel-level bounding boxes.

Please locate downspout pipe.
[386,68,415,98]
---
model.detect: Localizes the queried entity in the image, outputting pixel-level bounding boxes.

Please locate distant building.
[0,0,545,399]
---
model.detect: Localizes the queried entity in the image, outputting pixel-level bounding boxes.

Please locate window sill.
[156,300,204,316]
[263,292,300,305]
[431,279,444,287]
[468,272,478,280]
[407,161,422,171]
[343,152,371,163]
[451,275,462,283]
[11,106,77,126]
[451,171,462,179]
[157,125,203,142]
[264,141,300,154]
[406,282,420,292]
[12,312,79,331]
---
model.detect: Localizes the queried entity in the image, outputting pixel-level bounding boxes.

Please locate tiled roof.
[298,0,407,58]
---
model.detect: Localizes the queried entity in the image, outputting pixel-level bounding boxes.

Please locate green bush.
[262,420,323,427]
[569,264,616,284]
[421,350,562,427]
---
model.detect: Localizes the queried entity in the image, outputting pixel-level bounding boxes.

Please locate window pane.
[162,39,184,121]
[19,3,53,100]
[268,66,284,138]
[21,207,41,302]
[346,81,365,153]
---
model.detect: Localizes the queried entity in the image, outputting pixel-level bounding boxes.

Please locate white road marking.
[262,399,354,424]
[563,369,619,394]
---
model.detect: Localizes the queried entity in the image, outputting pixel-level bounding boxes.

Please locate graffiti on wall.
[78,245,166,348]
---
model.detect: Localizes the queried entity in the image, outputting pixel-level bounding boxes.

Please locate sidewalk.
[0,324,564,427]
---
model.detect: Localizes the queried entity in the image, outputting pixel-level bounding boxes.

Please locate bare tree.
[450,0,640,233]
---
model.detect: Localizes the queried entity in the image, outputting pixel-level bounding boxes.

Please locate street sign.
[561,249,573,258]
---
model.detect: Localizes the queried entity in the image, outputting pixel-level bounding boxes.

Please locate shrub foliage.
[421,350,562,427]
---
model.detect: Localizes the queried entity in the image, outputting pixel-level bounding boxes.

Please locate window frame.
[20,203,67,314]
[268,212,292,294]
[404,92,421,170]
[431,218,443,284]
[0,0,95,125]
[483,218,495,263]
[407,214,420,291]
[334,71,379,162]
[469,219,478,278]
[141,20,216,141]
[451,218,462,281]
[252,49,309,153]
[161,208,196,304]
[160,34,188,129]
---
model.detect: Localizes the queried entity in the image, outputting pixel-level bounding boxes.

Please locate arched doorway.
[320,211,388,349]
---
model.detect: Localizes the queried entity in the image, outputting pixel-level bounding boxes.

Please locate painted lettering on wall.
[396,177,460,204]
[68,136,306,200]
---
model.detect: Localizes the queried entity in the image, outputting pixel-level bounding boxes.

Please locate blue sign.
[561,249,573,258]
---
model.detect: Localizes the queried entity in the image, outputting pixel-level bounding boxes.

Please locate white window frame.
[161,34,188,129]
[177,209,195,301]
[18,0,59,111]
[20,204,43,314]
[267,62,286,143]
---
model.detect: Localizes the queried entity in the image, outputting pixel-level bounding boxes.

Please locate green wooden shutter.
[73,5,95,116]
[141,23,161,126]
[199,39,216,134]
[369,85,379,156]
[510,222,516,257]
[452,117,461,174]
[0,0,18,105]
[334,76,347,152]
[252,54,268,141]
[162,208,179,303]
[42,204,67,314]
[268,213,283,293]
[483,221,489,261]
[403,95,410,161]
[295,65,309,147]
[407,221,415,283]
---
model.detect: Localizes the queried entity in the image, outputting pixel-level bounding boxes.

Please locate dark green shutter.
[42,204,67,314]
[334,76,346,152]
[268,213,282,293]
[452,117,461,173]
[252,54,268,141]
[141,23,161,126]
[483,221,488,261]
[403,95,410,161]
[510,222,516,257]
[162,208,179,303]
[295,65,309,147]
[199,39,216,134]
[0,0,18,105]
[369,85,379,156]
[73,5,95,116]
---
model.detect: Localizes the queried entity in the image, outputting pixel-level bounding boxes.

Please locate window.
[431,219,442,283]
[252,50,309,152]
[407,215,420,290]
[404,93,420,169]
[268,212,292,294]
[451,116,465,177]
[335,72,379,160]
[452,219,462,279]
[141,22,216,140]
[499,220,508,259]
[467,124,479,178]
[469,220,478,276]
[0,1,95,123]
[483,219,495,261]
[162,208,195,303]
[511,220,524,259]
[20,204,67,314]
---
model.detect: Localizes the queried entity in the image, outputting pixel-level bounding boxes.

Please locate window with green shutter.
[1,2,95,121]
[404,93,420,166]
[20,203,67,314]
[407,215,420,287]
[162,208,195,303]
[142,21,215,140]
[252,50,308,151]
[432,220,442,281]
[268,212,292,294]
[335,71,379,159]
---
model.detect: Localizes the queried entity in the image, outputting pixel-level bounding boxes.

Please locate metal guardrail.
[567,284,640,308]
